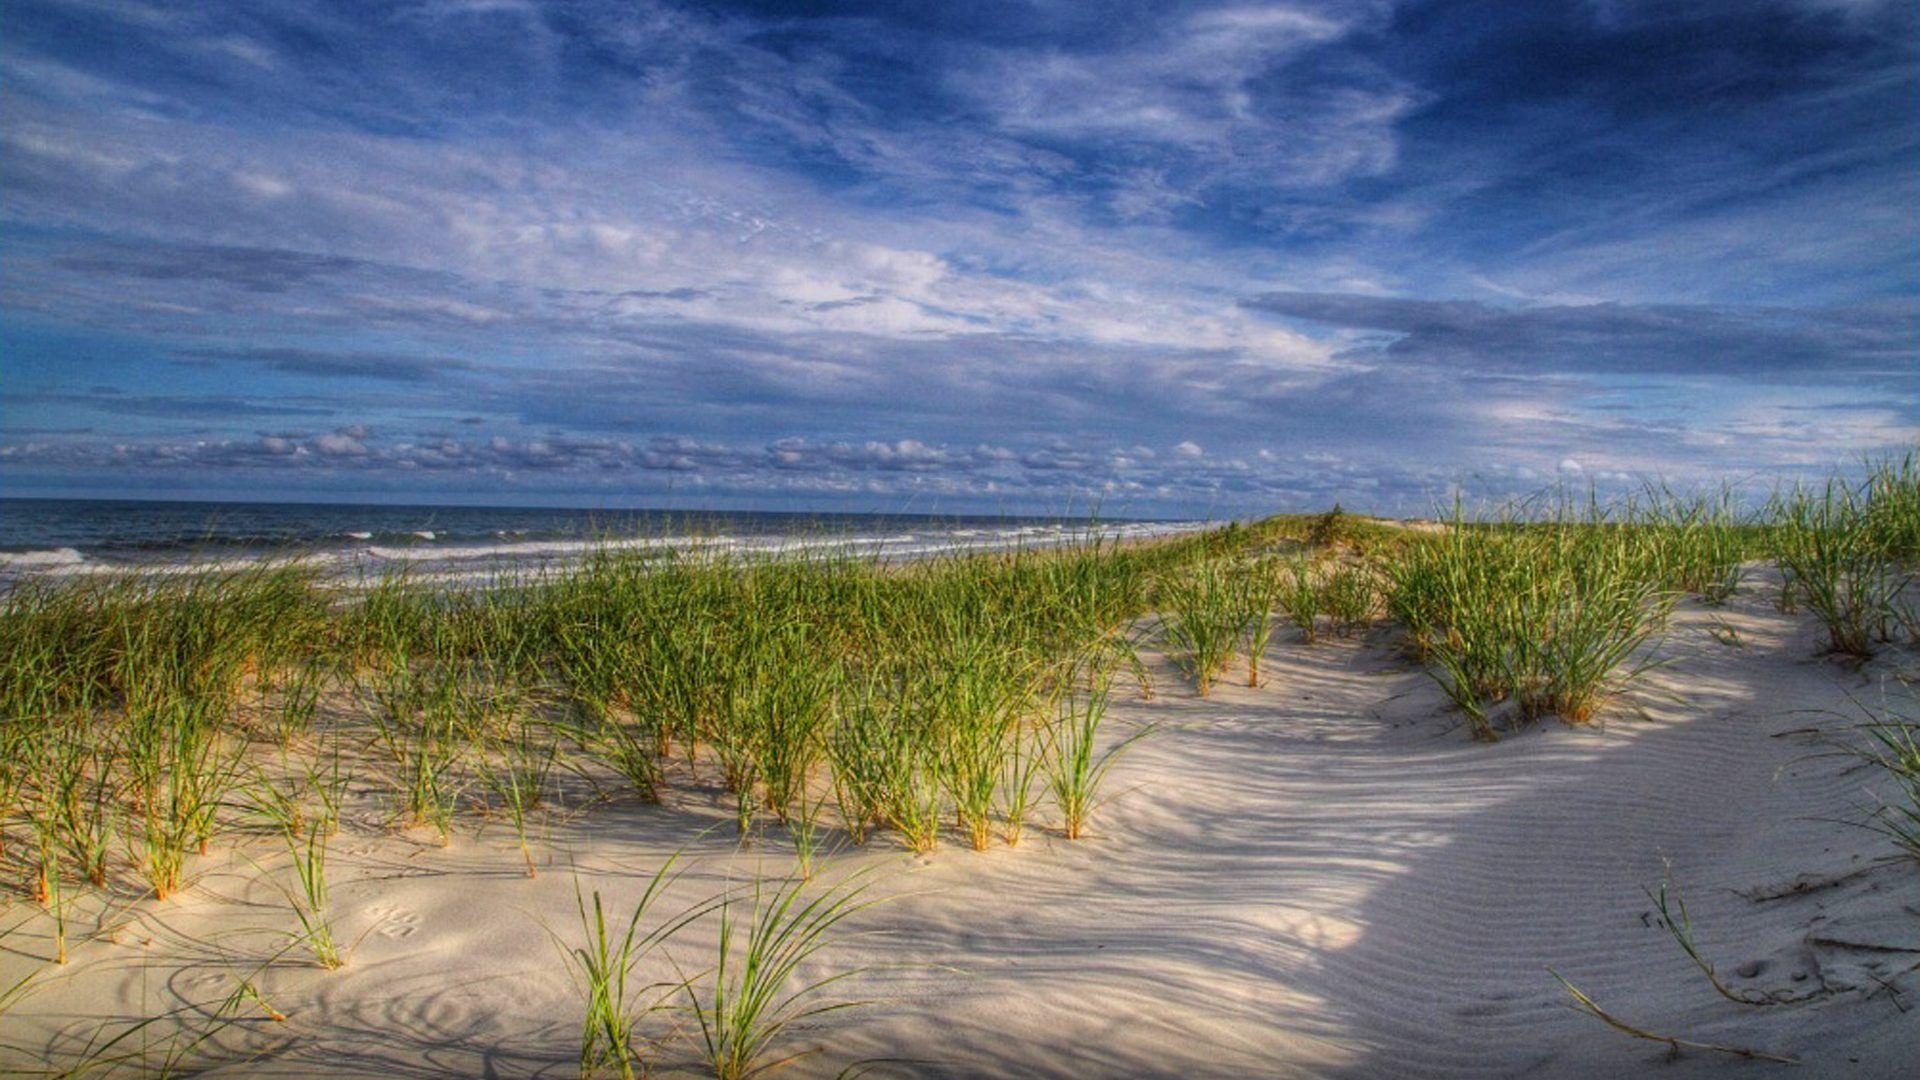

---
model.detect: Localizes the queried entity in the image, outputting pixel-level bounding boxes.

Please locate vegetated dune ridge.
[3,570,1914,1078]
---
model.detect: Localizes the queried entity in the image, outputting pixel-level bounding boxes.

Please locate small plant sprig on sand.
[787,786,827,881]
[882,732,945,855]
[1548,969,1796,1064]
[48,723,118,889]
[686,871,877,1080]
[1645,862,1768,1005]
[557,856,707,1080]
[1041,665,1148,840]
[286,820,344,970]
[245,765,349,969]
[36,830,72,965]
[125,706,247,900]
[998,722,1043,846]
[363,655,468,843]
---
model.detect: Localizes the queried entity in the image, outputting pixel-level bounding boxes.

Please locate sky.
[1,0,1916,517]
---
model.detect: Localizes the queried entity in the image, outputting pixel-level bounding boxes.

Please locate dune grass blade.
[1856,718,1920,862]
[287,822,344,970]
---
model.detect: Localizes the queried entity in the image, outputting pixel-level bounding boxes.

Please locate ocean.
[0,498,1210,583]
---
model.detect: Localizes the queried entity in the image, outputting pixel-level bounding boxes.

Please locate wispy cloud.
[173,346,478,383]
[2,0,1915,513]
[1243,292,1920,377]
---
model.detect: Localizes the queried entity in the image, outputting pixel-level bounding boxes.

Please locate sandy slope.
[4,575,1916,1078]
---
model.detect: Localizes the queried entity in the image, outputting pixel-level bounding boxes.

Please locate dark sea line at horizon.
[0,496,1216,583]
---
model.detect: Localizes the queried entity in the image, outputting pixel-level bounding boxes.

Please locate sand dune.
[4,575,1915,1077]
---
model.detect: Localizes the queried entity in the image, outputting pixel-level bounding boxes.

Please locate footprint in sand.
[364,905,422,939]
[183,970,232,994]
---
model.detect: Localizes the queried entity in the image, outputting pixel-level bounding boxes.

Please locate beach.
[2,530,1915,1077]
[7,4,1915,1073]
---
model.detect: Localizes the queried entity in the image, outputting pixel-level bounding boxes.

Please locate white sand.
[5,576,1916,1077]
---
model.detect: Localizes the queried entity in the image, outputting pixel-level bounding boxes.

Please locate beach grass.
[1850,691,1920,864]
[686,871,875,1080]
[1157,560,1242,696]
[4,466,1914,907]
[1,457,1914,924]
[1041,663,1146,840]
[1,460,1917,1073]
[0,524,1245,904]
[1770,464,1916,658]
[1378,498,1675,738]
[557,856,706,1080]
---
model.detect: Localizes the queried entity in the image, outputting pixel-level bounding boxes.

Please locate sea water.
[0,498,1211,584]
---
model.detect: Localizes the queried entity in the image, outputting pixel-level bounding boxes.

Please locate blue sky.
[2,0,1915,516]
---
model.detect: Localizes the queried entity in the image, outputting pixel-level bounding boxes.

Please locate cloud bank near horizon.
[3,1,1915,515]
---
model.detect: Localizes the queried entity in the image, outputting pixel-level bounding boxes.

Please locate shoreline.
[0,519,1221,587]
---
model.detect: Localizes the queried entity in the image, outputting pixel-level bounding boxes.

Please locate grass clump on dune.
[1861,719,1920,862]
[1,523,1234,912]
[1235,555,1288,687]
[1632,485,1756,604]
[686,871,876,1080]
[557,855,708,1080]
[1156,561,1242,696]
[1042,663,1147,840]
[1382,500,1672,739]
[1770,456,1917,658]
[1319,562,1380,639]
